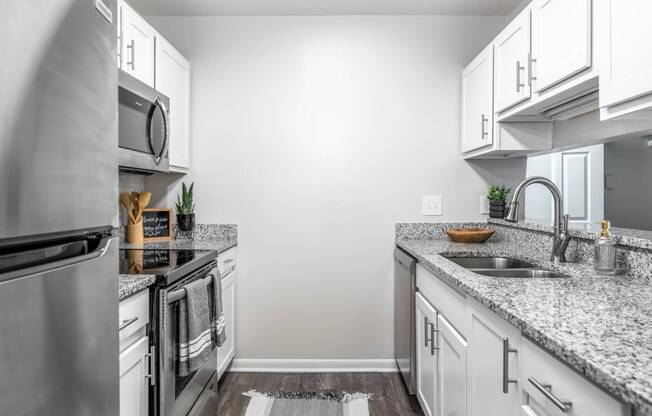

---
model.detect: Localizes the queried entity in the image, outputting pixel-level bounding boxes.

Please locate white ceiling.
[129,0,523,17]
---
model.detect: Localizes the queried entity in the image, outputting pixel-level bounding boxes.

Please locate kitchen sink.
[445,256,535,269]
[471,269,568,279]
[444,256,569,279]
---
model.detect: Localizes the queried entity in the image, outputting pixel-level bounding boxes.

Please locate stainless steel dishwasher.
[394,247,417,395]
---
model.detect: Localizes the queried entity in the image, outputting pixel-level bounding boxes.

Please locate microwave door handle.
[148,97,169,165]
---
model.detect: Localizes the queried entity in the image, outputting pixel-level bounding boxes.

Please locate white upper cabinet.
[494,8,531,113]
[155,36,191,172]
[461,45,494,153]
[599,0,652,119]
[531,0,592,94]
[415,292,439,416]
[119,1,156,87]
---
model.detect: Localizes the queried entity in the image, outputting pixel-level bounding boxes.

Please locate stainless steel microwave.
[118,70,170,174]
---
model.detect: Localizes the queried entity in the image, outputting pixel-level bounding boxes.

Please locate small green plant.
[487,185,511,203]
[176,182,195,215]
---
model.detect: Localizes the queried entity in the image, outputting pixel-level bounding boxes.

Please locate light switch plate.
[480,194,490,214]
[422,195,442,216]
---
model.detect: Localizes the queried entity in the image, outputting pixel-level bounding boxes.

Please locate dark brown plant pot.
[177,213,195,232]
[489,201,506,219]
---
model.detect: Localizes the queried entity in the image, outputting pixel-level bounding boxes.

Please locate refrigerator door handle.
[0,236,112,283]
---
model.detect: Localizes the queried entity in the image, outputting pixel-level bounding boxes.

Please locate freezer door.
[0,0,118,239]
[0,235,119,416]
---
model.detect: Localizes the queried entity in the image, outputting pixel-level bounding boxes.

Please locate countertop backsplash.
[119,223,237,244]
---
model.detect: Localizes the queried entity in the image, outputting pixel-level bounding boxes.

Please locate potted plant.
[487,185,511,219]
[176,182,195,232]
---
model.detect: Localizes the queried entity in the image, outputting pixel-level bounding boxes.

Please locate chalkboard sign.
[142,208,172,242]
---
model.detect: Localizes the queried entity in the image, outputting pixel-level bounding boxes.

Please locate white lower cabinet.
[119,291,151,416]
[416,286,468,416]
[415,265,630,416]
[520,338,630,416]
[416,292,439,416]
[437,314,468,416]
[217,269,236,378]
[119,336,150,416]
[467,298,520,416]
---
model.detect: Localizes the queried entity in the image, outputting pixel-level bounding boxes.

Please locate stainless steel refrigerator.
[0,0,119,414]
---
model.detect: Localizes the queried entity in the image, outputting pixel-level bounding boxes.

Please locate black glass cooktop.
[119,249,217,284]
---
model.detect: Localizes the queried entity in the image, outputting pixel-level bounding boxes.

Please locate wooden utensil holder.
[127,221,144,244]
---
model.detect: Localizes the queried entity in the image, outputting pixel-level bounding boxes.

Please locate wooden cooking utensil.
[120,192,136,224]
[135,192,152,223]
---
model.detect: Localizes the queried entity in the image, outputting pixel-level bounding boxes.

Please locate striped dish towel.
[177,278,214,377]
[210,267,226,347]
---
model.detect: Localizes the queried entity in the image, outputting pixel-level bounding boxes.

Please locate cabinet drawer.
[416,264,467,337]
[218,247,237,277]
[119,290,150,343]
[520,338,630,416]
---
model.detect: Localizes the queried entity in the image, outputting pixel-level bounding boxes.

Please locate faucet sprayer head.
[504,202,519,222]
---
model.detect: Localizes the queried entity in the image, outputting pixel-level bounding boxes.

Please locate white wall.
[147,15,520,361]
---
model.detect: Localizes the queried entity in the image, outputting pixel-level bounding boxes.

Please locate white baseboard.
[229,358,399,373]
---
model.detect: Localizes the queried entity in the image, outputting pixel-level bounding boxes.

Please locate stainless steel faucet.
[504,176,571,263]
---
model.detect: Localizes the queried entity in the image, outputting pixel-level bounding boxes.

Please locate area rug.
[242,390,371,416]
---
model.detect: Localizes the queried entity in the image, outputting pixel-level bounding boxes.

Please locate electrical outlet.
[422,195,442,216]
[480,194,490,214]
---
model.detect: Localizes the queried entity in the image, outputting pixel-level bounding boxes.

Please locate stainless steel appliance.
[119,249,220,416]
[118,70,170,174]
[0,0,119,414]
[394,247,417,395]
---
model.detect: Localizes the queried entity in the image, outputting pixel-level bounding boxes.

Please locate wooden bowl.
[446,228,495,243]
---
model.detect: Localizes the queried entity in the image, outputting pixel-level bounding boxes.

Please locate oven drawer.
[119,290,150,347]
[218,247,237,277]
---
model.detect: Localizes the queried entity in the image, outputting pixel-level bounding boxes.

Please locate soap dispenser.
[594,220,617,275]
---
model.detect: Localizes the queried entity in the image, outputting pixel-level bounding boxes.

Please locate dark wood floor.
[216,372,424,416]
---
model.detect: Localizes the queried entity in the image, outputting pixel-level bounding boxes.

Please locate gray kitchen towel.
[210,268,227,347]
[178,278,214,377]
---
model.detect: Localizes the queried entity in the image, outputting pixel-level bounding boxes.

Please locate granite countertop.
[119,274,157,301]
[118,224,238,301]
[396,238,652,415]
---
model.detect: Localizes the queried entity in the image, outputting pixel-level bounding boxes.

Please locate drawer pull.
[119,316,138,331]
[223,258,234,264]
[528,377,573,413]
[502,338,518,393]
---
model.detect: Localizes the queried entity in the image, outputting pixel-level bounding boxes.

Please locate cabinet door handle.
[144,346,156,386]
[516,60,525,92]
[528,52,537,86]
[528,377,572,413]
[424,316,431,347]
[502,338,518,393]
[429,323,439,356]
[126,39,135,69]
[481,114,489,139]
[119,316,138,331]
[224,258,235,264]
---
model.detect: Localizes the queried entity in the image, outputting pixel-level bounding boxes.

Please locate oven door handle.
[167,272,216,304]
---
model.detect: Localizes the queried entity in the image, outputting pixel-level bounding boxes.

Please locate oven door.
[159,264,219,416]
[118,70,169,174]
